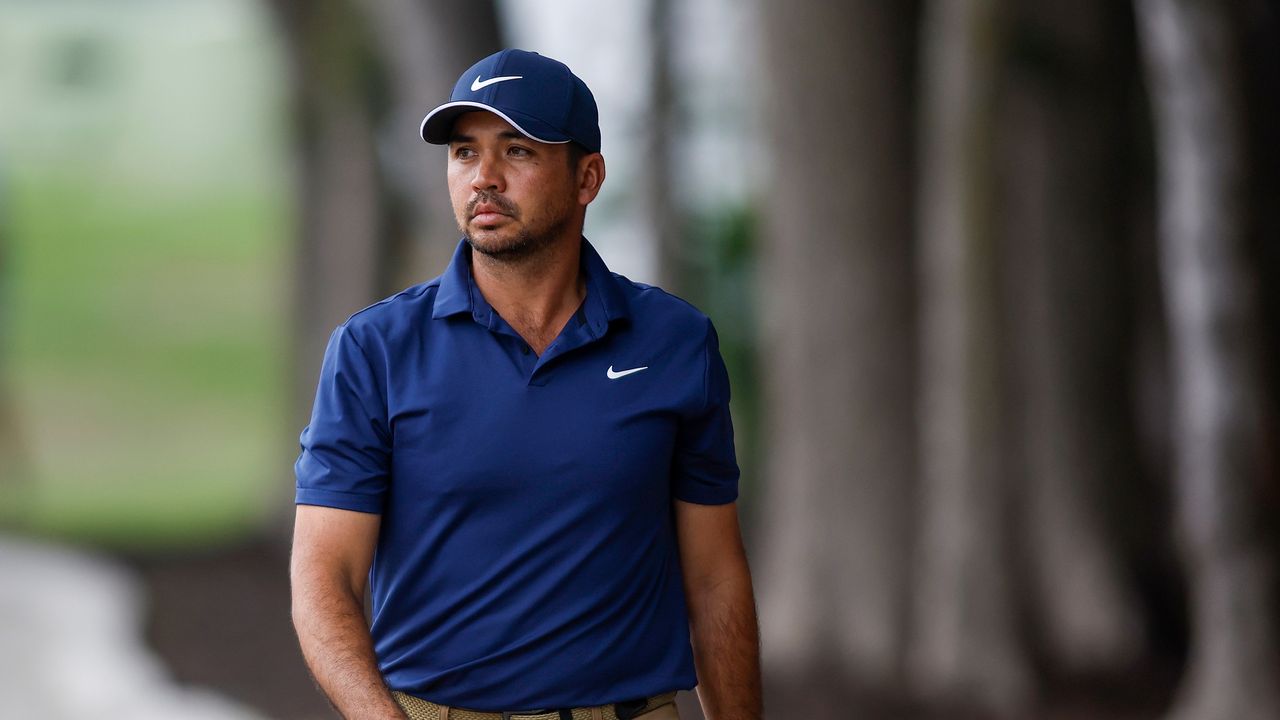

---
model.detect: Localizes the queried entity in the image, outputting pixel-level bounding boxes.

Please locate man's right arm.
[291,504,407,720]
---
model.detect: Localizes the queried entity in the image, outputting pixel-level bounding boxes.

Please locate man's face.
[447,111,580,261]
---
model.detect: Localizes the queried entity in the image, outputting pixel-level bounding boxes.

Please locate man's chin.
[465,231,539,260]
[466,230,512,251]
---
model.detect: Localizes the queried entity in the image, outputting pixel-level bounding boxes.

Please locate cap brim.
[420,102,573,146]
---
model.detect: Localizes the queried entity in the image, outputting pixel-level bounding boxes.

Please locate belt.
[392,690,678,720]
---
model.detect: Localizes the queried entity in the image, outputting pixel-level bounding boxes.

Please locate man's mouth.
[472,203,508,223]
[469,195,517,225]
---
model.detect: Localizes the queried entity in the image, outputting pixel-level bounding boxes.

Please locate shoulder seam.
[611,272,710,320]
[340,278,441,327]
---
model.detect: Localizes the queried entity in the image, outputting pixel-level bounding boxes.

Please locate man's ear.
[577,153,606,206]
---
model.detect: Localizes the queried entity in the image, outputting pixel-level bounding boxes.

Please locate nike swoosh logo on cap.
[471,74,523,91]
[607,365,649,379]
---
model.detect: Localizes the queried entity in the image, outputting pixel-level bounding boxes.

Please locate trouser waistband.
[391,690,678,720]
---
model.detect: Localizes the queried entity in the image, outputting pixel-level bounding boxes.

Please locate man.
[291,49,761,720]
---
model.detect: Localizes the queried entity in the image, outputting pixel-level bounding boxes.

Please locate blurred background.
[1,0,1278,719]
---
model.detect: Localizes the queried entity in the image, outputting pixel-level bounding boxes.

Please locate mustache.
[467,192,519,218]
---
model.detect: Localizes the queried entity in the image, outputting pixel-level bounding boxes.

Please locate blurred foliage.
[679,204,761,518]
[48,32,114,90]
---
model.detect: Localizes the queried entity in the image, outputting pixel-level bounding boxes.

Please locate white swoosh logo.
[471,74,522,91]
[607,365,649,380]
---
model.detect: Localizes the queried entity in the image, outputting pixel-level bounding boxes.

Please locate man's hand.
[291,504,407,719]
[675,501,763,720]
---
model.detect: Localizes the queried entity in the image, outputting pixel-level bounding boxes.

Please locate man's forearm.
[687,567,763,720]
[293,582,406,719]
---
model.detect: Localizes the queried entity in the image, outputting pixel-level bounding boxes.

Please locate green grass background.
[1,0,291,550]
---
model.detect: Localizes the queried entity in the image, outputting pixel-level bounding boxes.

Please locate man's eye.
[508,146,531,157]
[454,147,475,159]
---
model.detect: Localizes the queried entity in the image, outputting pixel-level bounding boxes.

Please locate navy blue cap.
[420,49,601,153]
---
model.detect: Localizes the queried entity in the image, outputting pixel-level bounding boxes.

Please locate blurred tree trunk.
[1135,1,1280,719]
[269,0,387,435]
[646,0,681,293]
[352,0,501,286]
[269,0,499,403]
[998,0,1146,675]
[267,0,500,542]
[756,0,918,697]
[1246,1,1280,428]
[910,0,1033,712]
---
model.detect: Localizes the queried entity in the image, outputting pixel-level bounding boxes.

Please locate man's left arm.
[675,500,762,720]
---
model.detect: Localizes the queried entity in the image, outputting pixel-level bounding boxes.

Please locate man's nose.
[471,154,505,193]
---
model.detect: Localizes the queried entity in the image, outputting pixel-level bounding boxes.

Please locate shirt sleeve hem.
[295,487,384,514]
[673,485,739,506]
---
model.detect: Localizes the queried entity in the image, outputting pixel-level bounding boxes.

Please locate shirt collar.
[580,235,631,329]
[430,239,475,319]
[431,237,631,330]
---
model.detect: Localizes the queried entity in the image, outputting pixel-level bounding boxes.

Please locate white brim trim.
[420,101,571,145]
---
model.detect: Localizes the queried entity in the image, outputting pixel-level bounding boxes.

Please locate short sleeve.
[671,318,740,504]
[294,324,391,513]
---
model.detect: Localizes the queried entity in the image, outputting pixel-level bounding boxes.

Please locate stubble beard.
[465,224,563,263]
[460,193,575,264]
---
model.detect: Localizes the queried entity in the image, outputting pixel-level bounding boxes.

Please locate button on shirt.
[294,236,740,712]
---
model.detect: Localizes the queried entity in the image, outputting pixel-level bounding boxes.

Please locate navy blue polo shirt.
[294,236,739,711]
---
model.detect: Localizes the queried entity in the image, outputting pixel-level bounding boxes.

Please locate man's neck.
[469,234,587,351]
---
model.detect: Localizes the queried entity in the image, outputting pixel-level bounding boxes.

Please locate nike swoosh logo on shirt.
[471,75,523,91]
[607,365,649,380]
